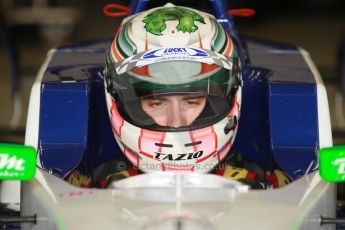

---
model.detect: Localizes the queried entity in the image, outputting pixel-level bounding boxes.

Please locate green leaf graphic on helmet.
[143,7,206,35]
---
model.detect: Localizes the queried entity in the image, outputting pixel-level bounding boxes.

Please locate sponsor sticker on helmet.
[319,145,345,182]
[154,151,203,161]
[143,47,208,59]
[115,47,233,75]
[0,144,36,180]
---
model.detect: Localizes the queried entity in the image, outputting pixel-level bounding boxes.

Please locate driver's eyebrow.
[142,95,206,101]
[142,95,168,101]
[182,95,206,100]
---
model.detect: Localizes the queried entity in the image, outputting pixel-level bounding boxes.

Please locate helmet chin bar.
[106,89,241,173]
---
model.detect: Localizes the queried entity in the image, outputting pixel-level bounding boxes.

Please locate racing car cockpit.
[0,1,336,229]
[27,3,325,190]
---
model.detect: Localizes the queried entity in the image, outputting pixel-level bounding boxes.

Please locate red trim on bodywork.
[228,9,256,17]
[215,166,226,176]
[127,168,139,176]
[103,4,131,17]
[98,179,108,188]
[266,173,279,188]
[246,172,257,181]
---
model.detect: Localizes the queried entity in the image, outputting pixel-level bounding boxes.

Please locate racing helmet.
[104,3,242,173]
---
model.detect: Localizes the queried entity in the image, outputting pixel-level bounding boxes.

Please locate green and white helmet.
[105,3,242,173]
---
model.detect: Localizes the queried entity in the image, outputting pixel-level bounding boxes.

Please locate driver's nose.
[167,104,187,128]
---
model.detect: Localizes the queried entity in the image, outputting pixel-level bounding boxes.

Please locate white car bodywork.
[0,46,336,229]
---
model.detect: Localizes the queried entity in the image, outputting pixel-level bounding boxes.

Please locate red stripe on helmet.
[213,126,218,154]
[223,33,233,57]
[200,63,218,74]
[139,151,154,159]
[145,32,149,50]
[138,129,166,154]
[217,138,232,163]
[188,130,198,152]
[131,66,149,76]
[198,31,203,48]
[111,27,124,62]
[111,100,124,137]
[195,150,217,163]
[217,146,222,162]
[124,146,139,168]
[191,126,218,163]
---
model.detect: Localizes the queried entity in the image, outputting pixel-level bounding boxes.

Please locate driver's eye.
[150,101,164,107]
[186,100,200,105]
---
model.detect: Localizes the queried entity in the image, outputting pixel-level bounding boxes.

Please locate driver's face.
[141,94,206,128]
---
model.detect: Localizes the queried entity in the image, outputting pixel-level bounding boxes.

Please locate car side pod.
[0,143,37,225]
[319,146,345,226]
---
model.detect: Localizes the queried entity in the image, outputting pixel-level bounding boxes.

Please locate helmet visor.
[106,48,240,131]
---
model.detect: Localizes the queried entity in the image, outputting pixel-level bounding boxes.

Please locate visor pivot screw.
[224,116,237,134]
